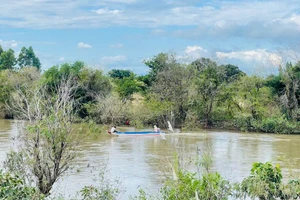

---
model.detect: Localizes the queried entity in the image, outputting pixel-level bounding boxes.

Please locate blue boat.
[108,131,163,136]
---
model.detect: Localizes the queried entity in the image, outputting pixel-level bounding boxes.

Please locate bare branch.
[5,75,80,196]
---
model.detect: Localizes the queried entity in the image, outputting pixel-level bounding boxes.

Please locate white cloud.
[185,45,207,54]
[59,57,65,61]
[95,8,122,15]
[0,0,299,33]
[216,49,282,66]
[110,43,123,48]
[78,42,92,49]
[101,55,127,64]
[0,39,18,48]
[176,45,208,61]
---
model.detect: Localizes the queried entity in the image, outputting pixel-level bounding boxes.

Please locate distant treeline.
[1,48,300,134]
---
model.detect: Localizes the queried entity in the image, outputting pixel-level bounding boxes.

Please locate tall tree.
[189,58,225,128]
[7,77,79,196]
[108,69,143,100]
[278,62,300,120]
[0,45,3,55]
[220,64,245,83]
[18,46,41,69]
[108,69,132,79]
[42,61,112,118]
[114,75,144,100]
[144,53,176,85]
[150,64,189,127]
[232,75,273,120]
[0,49,16,70]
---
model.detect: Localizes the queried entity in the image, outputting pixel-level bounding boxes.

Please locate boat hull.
[108,131,163,136]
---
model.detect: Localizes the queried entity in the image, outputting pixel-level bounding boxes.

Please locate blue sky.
[1,0,300,74]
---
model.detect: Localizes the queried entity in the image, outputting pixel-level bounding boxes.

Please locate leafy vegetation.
[1,46,300,131]
[129,152,300,200]
[0,170,44,200]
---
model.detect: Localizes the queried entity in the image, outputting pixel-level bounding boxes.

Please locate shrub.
[0,170,43,200]
[281,179,300,199]
[254,117,297,134]
[238,162,283,200]
[234,114,255,132]
[159,170,232,200]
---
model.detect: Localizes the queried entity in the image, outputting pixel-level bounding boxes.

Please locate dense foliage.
[1,47,300,133]
[0,45,40,70]
[0,171,44,200]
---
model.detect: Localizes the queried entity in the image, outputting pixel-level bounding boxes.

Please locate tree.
[220,64,245,83]
[0,67,41,118]
[115,76,144,100]
[144,53,176,85]
[0,48,16,70]
[108,69,132,79]
[188,58,225,128]
[17,46,41,69]
[108,69,143,100]
[278,62,300,120]
[0,45,4,55]
[230,75,279,131]
[190,57,215,72]
[91,93,130,124]
[43,61,112,118]
[7,76,79,196]
[150,64,190,127]
[265,74,285,96]
[266,62,300,121]
[79,67,112,99]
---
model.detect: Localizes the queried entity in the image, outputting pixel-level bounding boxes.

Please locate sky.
[1,0,300,75]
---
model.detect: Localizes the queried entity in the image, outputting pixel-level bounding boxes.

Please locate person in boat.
[110,126,118,133]
[153,125,160,133]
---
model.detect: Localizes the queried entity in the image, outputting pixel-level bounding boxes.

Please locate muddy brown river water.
[0,119,299,199]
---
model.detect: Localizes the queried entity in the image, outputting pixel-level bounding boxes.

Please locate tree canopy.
[17,46,41,69]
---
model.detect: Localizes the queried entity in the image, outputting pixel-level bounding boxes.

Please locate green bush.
[160,170,201,200]
[234,114,255,132]
[282,179,300,199]
[0,170,43,200]
[238,162,283,200]
[234,114,298,134]
[254,117,297,134]
[159,169,231,200]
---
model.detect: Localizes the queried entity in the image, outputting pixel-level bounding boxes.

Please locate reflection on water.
[0,120,300,199]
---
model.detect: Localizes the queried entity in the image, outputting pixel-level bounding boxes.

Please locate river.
[0,119,300,199]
